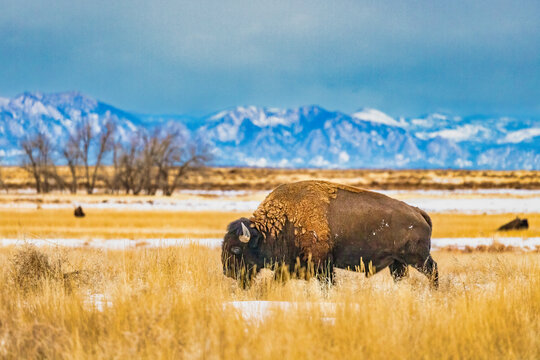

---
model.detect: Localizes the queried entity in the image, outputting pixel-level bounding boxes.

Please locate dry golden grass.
[1,209,539,240]
[2,166,539,190]
[429,213,540,238]
[0,245,538,359]
[187,167,540,191]
[1,167,537,358]
[0,209,242,240]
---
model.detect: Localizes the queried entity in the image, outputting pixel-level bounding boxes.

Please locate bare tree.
[113,133,146,195]
[80,118,115,194]
[110,127,211,196]
[0,156,5,193]
[107,142,122,194]
[62,131,82,194]
[161,138,211,196]
[20,132,56,193]
[138,128,211,196]
[141,130,168,195]
[145,127,211,196]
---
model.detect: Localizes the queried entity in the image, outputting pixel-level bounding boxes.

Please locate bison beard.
[222,181,439,288]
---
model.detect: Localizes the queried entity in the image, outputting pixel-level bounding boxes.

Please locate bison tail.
[416,207,432,229]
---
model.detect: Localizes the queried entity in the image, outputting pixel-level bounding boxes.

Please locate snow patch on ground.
[2,237,539,251]
[178,189,253,196]
[226,301,339,322]
[405,197,540,213]
[0,238,223,249]
[3,194,538,213]
[431,237,540,250]
[7,188,540,196]
[85,293,112,312]
[0,199,260,212]
[380,189,540,196]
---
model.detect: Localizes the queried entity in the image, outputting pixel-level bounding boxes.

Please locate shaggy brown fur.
[250,180,366,262]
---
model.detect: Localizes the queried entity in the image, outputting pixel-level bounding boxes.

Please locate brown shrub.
[9,245,61,290]
[9,245,87,291]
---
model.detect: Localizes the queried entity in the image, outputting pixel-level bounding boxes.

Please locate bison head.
[222,218,263,285]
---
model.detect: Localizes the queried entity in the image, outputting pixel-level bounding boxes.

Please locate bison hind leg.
[316,261,335,285]
[389,260,409,283]
[412,255,439,289]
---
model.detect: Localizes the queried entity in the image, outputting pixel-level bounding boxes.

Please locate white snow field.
[1,190,539,213]
[85,297,353,319]
[226,301,339,322]
[404,196,540,214]
[1,237,539,251]
[430,237,540,250]
[0,199,261,212]
[0,237,224,249]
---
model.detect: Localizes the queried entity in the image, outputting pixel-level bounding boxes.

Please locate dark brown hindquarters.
[328,187,438,288]
[402,208,438,288]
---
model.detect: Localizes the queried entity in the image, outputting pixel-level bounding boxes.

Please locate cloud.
[499,128,540,144]
[338,151,349,164]
[310,155,330,168]
[0,0,538,116]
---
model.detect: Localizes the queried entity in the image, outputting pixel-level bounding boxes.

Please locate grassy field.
[0,245,538,359]
[0,169,538,358]
[2,166,540,190]
[1,209,539,240]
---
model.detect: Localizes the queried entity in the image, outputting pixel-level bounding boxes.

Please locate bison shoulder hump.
[250,181,347,262]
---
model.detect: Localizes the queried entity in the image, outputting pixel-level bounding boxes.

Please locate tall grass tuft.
[9,245,64,291]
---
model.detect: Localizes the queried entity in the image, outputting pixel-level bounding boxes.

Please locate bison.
[497,217,528,231]
[74,206,85,218]
[222,180,438,288]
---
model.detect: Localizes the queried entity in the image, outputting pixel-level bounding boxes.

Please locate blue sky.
[0,0,539,117]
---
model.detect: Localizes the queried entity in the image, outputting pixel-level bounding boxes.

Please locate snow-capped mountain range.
[1,91,539,170]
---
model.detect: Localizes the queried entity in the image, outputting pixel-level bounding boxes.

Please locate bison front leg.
[413,255,439,289]
[389,260,408,283]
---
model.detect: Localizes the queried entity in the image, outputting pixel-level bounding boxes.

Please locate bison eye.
[230,246,242,255]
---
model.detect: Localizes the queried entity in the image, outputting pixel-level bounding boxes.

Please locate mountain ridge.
[0,91,539,170]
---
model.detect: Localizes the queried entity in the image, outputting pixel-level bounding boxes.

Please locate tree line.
[16,119,210,195]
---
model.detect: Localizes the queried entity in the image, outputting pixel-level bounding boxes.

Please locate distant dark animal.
[222,180,438,288]
[497,217,528,231]
[74,206,85,218]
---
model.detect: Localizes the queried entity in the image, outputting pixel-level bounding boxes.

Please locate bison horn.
[239,223,251,243]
